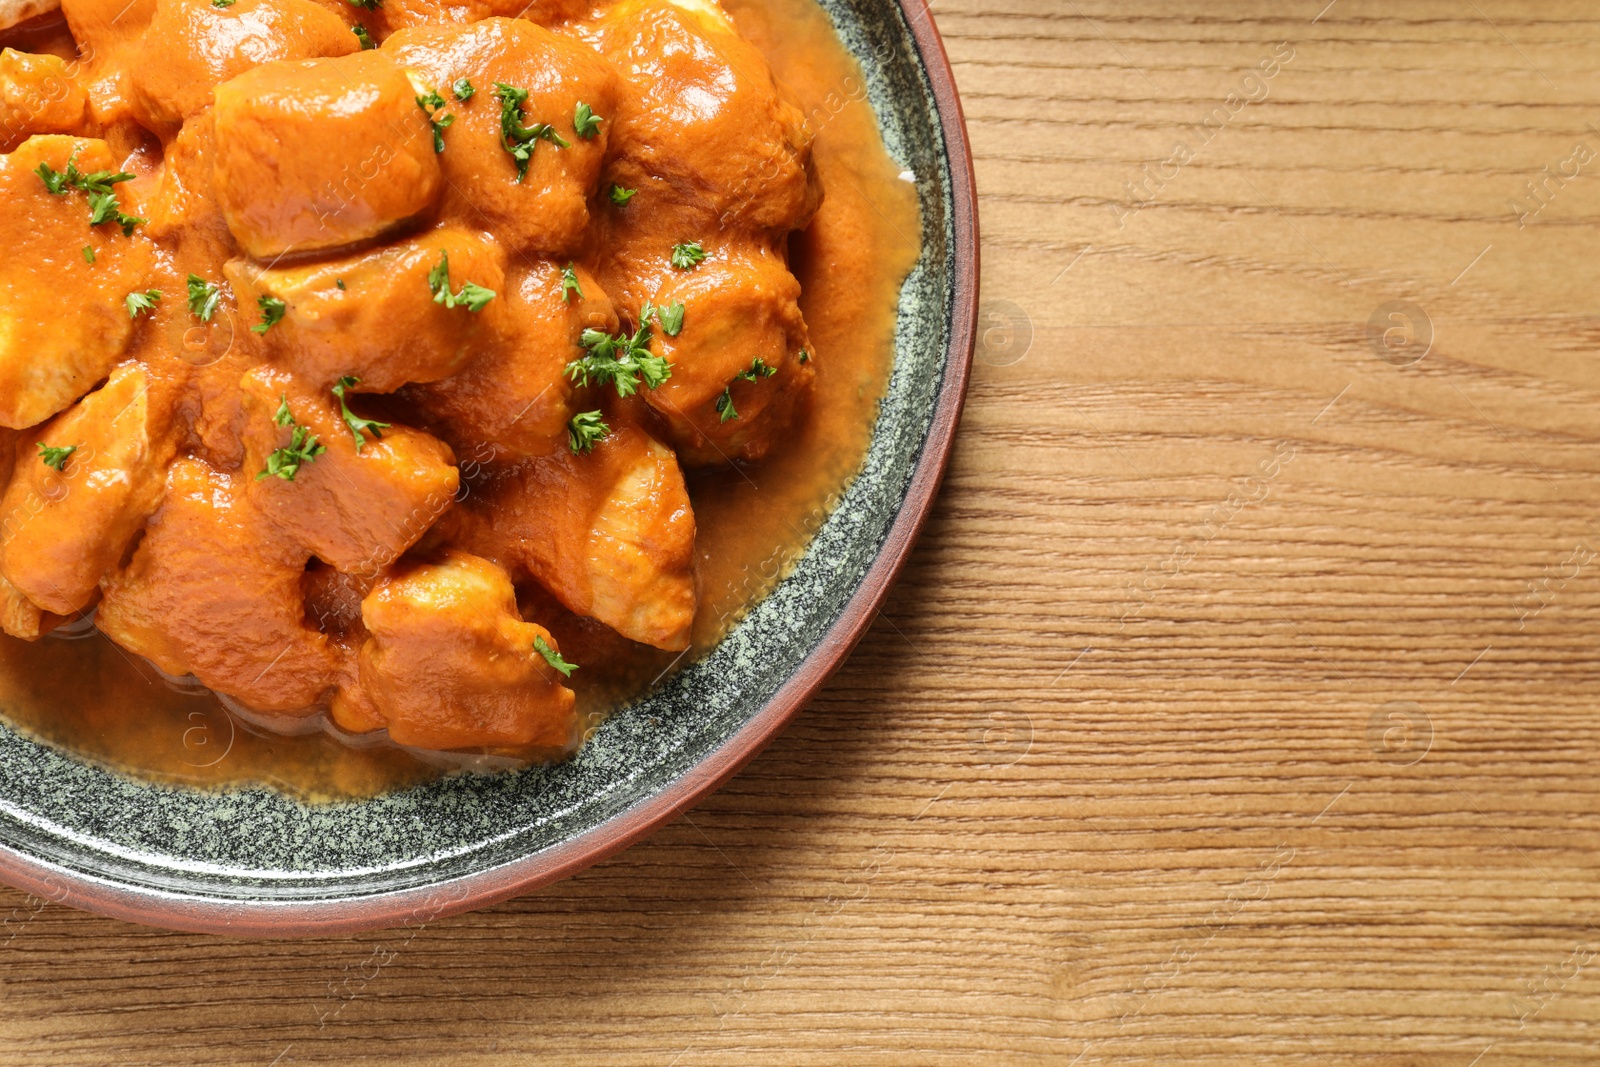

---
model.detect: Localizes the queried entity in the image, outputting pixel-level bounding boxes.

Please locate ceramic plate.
[0,0,977,935]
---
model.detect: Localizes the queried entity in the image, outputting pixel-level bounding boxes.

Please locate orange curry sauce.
[0,0,917,799]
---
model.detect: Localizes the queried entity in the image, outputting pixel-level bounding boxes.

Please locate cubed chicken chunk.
[0,366,174,616]
[376,0,584,32]
[223,225,506,391]
[636,244,813,466]
[143,110,235,264]
[0,49,92,153]
[0,572,51,640]
[357,549,577,750]
[239,366,459,576]
[0,135,151,430]
[126,0,358,134]
[383,18,618,256]
[405,260,616,460]
[60,0,154,64]
[596,0,817,235]
[213,50,442,260]
[97,458,341,712]
[450,424,696,650]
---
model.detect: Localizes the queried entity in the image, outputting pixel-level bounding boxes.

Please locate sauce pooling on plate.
[0,0,917,799]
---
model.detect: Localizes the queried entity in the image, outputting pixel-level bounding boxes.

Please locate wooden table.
[5,1,1600,1063]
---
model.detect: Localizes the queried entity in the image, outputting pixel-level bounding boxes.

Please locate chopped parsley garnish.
[331,376,390,452]
[560,263,582,304]
[533,634,577,676]
[37,155,143,234]
[713,359,777,423]
[566,411,609,455]
[36,443,76,471]
[608,184,636,206]
[352,25,375,49]
[426,251,496,312]
[415,88,453,153]
[124,288,161,318]
[250,295,286,334]
[656,300,685,337]
[573,101,601,139]
[798,349,811,364]
[492,82,568,182]
[335,278,346,290]
[670,242,705,270]
[453,77,475,101]
[258,395,326,482]
[211,0,235,7]
[735,357,777,383]
[81,245,94,263]
[565,313,671,398]
[186,274,221,321]
[346,0,380,8]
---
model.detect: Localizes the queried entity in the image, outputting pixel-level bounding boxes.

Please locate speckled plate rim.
[0,0,977,936]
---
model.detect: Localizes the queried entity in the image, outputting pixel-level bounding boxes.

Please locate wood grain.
[4,1,1600,1063]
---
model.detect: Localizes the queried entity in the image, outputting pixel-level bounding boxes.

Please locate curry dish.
[0,0,916,790]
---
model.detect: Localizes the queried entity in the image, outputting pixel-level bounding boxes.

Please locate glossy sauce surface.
[0,0,917,800]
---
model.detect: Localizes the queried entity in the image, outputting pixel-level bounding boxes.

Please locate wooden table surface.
[5,1,1600,1063]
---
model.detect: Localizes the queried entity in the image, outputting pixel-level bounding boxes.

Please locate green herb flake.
[608,184,636,206]
[352,25,375,49]
[560,263,583,304]
[331,376,391,452]
[573,101,602,139]
[714,388,737,423]
[258,396,326,482]
[36,443,77,471]
[564,314,671,398]
[415,88,454,153]
[533,634,577,677]
[670,242,705,270]
[492,82,569,182]
[656,300,685,337]
[735,357,777,383]
[81,245,94,264]
[426,250,496,312]
[251,295,286,334]
[566,410,609,456]
[453,77,475,101]
[186,274,221,321]
[124,288,161,319]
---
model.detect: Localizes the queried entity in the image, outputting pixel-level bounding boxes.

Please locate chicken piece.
[213,51,442,260]
[450,424,696,651]
[596,0,817,235]
[357,549,577,750]
[0,572,51,640]
[142,110,234,265]
[239,366,459,577]
[0,49,92,153]
[125,0,358,135]
[0,427,53,641]
[0,366,174,616]
[383,19,618,257]
[60,0,152,63]
[637,245,812,466]
[376,0,582,32]
[0,135,151,430]
[224,225,507,392]
[97,458,340,712]
[405,260,615,460]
